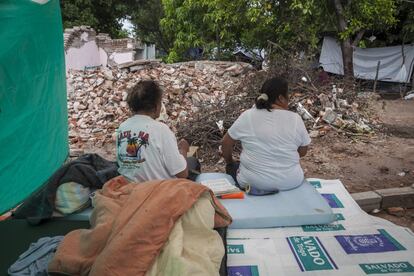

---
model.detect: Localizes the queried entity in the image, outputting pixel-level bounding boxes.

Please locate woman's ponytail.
[255,93,272,110]
[255,77,289,111]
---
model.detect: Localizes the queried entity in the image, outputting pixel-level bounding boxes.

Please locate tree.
[333,0,397,76]
[129,0,173,54]
[61,0,406,72]
[160,0,325,62]
[161,0,244,62]
[60,0,129,38]
[383,1,414,45]
[292,0,398,77]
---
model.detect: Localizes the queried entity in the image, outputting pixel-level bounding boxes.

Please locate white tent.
[319,37,414,83]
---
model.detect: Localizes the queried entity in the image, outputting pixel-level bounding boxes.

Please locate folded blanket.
[146,193,225,275]
[48,176,232,276]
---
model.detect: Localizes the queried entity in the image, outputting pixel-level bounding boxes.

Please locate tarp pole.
[373,61,381,93]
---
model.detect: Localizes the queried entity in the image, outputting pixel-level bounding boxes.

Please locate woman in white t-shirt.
[222,77,311,193]
[116,80,194,182]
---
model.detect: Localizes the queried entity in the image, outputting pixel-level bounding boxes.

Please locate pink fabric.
[48,176,232,276]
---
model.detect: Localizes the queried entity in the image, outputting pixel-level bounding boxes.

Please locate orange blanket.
[48,176,231,276]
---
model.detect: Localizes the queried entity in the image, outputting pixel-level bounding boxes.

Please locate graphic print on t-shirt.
[117,130,150,168]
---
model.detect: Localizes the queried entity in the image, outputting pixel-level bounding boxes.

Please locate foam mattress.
[65,175,335,229]
[196,173,335,229]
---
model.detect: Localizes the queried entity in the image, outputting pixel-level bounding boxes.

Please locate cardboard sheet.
[227,179,414,275]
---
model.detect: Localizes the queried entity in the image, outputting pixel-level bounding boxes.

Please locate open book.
[200,178,241,196]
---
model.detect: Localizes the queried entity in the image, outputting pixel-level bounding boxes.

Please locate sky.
[121,18,134,37]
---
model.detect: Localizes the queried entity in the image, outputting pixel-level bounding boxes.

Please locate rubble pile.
[67,61,255,152]
[67,59,380,160]
[291,84,381,138]
[177,73,381,157]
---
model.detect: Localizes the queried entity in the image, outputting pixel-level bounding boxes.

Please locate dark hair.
[255,77,288,111]
[127,80,163,113]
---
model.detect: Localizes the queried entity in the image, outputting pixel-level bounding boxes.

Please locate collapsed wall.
[64,26,155,71]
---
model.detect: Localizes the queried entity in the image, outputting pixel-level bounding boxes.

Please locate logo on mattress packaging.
[335,229,406,254]
[321,194,344,208]
[302,224,345,232]
[227,244,245,254]
[359,262,414,274]
[287,236,337,271]
[335,213,345,221]
[228,265,259,276]
[309,180,321,188]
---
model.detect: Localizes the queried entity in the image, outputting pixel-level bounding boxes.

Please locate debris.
[322,108,337,124]
[296,103,314,121]
[66,55,378,164]
[70,148,84,157]
[371,208,381,214]
[397,172,406,177]
[386,207,405,217]
[216,120,224,134]
[187,146,199,158]
[309,130,320,138]
[379,166,390,174]
[404,93,414,100]
[338,99,350,108]
[318,93,332,109]
[67,61,254,152]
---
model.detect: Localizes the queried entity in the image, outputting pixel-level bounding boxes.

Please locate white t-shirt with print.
[228,108,311,191]
[116,115,186,182]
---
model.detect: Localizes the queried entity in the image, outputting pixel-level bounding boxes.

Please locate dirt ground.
[301,97,414,230]
[302,98,414,193]
[196,96,414,193]
[374,208,414,231]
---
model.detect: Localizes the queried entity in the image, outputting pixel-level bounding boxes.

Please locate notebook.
[200,178,241,196]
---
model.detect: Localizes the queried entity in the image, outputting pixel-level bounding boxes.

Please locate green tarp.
[0,0,67,214]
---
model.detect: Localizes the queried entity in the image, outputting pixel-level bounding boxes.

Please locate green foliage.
[161,0,229,61]
[291,0,398,43]
[60,0,412,63]
[341,0,397,40]
[161,0,328,62]
[387,1,414,44]
[129,0,173,53]
[60,0,128,38]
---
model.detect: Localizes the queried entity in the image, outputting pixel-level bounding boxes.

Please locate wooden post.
[411,72,414,92]
[373,60,381,93]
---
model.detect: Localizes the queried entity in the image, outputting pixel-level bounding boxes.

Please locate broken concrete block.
[386,207,405,217]
[351,191,382,212]
[376,187,414,209]
[129,65,144,72]
[70,148,84,157]
[322,108,338,124]
[309,130,320,138]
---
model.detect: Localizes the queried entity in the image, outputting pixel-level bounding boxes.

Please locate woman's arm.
[175,139,189,178]
[297,146,308,157]
[222,133,236,164]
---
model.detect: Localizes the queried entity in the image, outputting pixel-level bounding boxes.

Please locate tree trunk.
[333,0,354,78]
[341,38,354,77]
[216,26,221,60]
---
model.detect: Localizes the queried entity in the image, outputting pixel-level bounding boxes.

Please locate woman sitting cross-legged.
[222,77,311,194]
